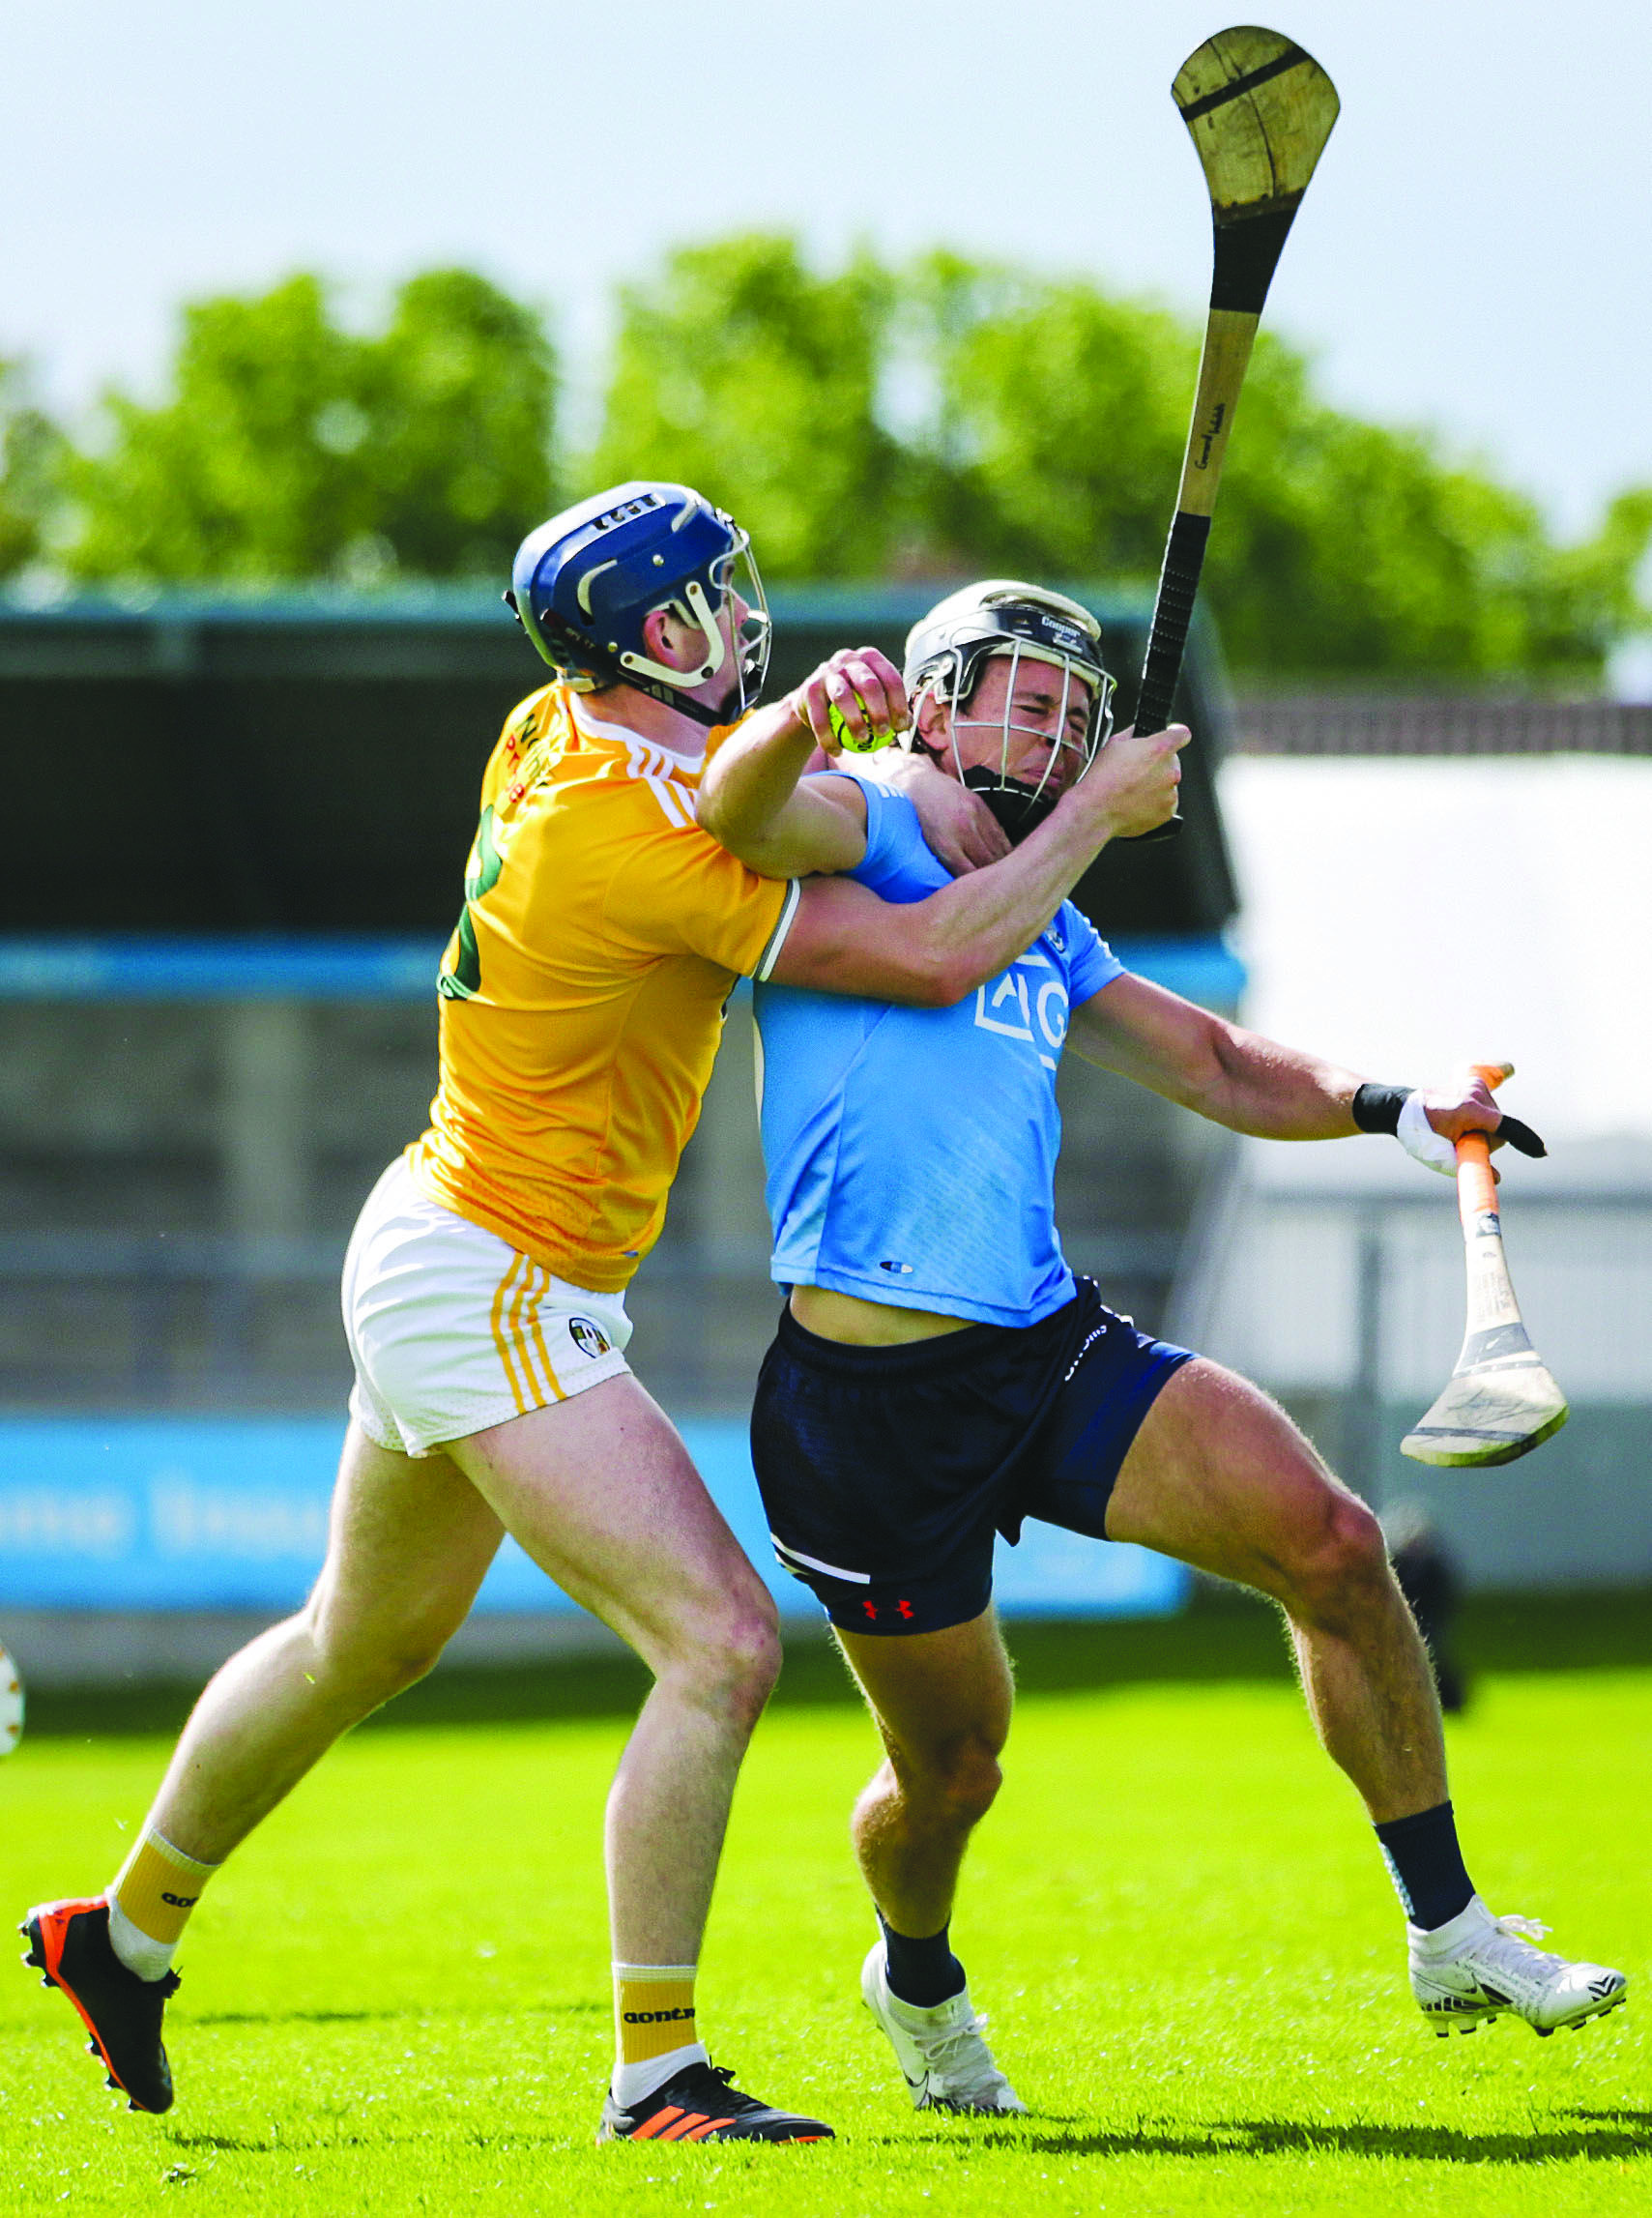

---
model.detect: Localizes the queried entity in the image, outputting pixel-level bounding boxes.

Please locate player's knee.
[674,1594,782,1727]
[906,1730,1004,1826]
[1285,1484,1390,1629]
[723,1602,784,1715]
[374,1630,451,1698]
[304,1604,451,1707]
[943,1740,1004,1825]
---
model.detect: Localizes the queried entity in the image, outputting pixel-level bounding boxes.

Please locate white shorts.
[341,1157,633,1458]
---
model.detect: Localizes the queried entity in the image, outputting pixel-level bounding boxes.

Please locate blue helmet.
[505,481,771,727]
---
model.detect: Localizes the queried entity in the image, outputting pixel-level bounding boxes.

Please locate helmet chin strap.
[960,766,1060,843]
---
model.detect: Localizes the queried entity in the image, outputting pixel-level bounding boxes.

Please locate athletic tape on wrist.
[1350,1082,1410,1135]
[1396,1089,1461,1177]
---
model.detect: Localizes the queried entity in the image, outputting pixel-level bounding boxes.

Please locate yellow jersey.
[405,683,797,1292]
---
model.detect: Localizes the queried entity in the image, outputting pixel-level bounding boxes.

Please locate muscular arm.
[764,722,1189,1007]
[702,711,872,875]
[700,648,906,877]
[769,778,1150,1007]
[1069,973,1364,1134]
[1068,973,1510,1146]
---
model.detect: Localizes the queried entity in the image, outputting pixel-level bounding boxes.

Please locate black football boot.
[22,1897,180,2113]
[598,2059,832,2143]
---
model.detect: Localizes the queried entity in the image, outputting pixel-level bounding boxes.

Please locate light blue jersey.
[753,774,1123,1328]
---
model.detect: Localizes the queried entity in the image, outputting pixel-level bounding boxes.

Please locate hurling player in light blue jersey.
[698,581,1624,2116]
[756,754,1123,1329]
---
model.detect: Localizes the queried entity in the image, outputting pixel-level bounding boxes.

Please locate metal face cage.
[902,585,1117,825]
[929,637,1116,812]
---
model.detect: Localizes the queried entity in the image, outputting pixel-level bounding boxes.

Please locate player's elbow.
[1180,1017,1248,1124]
[782,897,975,1006]
[837,926,972,1007]
[917,946,1007,1008]
[895,918,989,1007]
[695,785,758,863]
[897,945,975,1008]
[695,783,731,842]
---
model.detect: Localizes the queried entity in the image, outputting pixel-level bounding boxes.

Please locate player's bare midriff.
[789,1286,973,1345]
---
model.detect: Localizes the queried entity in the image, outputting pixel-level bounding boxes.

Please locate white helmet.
[902,581,1116,839]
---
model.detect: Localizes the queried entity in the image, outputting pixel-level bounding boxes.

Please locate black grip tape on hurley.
[1209,204,1301,317]
[1135,510,1210,742]
[1121,509,1209,843]
[1496,1113,1547,1159]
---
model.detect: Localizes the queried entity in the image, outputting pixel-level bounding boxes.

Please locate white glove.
[1396,1089,1459,1177]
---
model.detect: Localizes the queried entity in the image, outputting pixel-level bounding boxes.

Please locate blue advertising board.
[0,1416,1186,1621]
[0,934,1244,1009]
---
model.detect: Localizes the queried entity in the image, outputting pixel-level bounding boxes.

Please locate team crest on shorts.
[568,1317,612,1361]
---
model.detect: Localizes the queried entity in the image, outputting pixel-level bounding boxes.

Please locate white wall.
[1196,1177,1652,1403]
[1218,755,1652,1149]
[1188,755,1652,1588]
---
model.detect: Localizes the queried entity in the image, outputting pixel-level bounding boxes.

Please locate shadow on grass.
[189,2006,419,2028]
[168,2133,280,2155]
[24,1589,1652,1740]
[173,2114,1646,2166]
[165,2130,514,2156]
[913,2115,1652,2165]
[188,1998,603,2028]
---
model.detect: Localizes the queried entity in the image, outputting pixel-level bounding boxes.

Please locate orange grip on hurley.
[1455,1062,1513,1222]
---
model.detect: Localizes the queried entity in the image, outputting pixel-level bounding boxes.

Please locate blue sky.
[4,0,1648,540]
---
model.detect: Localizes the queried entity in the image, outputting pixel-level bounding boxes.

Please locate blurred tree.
[913,255,1193,583]
[589,235,900,578]
[66,271,554,584]
[359,270,557,579]
[0,360,66,579]
[1548,484,1652,663]
[68,275,365,582]
[919,256,1652,680]
[45,237,1649,679]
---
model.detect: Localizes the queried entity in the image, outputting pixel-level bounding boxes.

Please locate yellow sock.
[109,1825,218,1961]
[615,1964,698,2063]
[613,1963,702,2099]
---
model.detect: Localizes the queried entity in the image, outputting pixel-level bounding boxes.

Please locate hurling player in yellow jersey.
[24,483,1179,2145]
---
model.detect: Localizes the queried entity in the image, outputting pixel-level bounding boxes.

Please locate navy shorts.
[749,1278,1194,1636]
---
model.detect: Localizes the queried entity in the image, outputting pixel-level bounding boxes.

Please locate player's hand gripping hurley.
[1401,1064,1570,1468]
[1129,28,1340,838]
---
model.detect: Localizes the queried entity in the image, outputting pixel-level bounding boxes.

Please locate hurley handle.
[1121,511,1211,844]
[1135,511,1211,743]
[1455,1062,1514,1224]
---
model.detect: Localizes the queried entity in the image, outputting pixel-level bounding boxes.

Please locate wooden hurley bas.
[1128,27,1340,836]
[1401,1065,1570,1468]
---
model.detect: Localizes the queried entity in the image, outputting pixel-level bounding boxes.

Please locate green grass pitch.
[1,1626,1646,2215]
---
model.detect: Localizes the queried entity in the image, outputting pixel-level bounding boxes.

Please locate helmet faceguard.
[506,482,771,728]
[902,581,1116,841]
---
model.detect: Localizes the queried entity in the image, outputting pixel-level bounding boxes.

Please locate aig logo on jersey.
[569,1317,612,1361]
[973,950,1069,1070]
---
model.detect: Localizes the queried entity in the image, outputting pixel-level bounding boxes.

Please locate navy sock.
[877,1912,966,2007]
[1374,1799,1475,1931]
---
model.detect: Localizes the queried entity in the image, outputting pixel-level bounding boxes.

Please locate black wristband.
[1350,1082,1412,1135]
